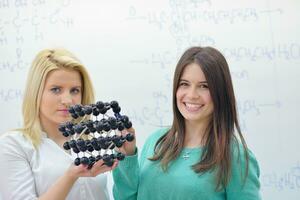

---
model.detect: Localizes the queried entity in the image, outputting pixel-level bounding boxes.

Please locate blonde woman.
[0,49,117,200]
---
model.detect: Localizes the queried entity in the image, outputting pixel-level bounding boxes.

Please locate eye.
[50,87,61,94]
[70,87,81,94]
[199,84,209,89]
[179,81,189,87]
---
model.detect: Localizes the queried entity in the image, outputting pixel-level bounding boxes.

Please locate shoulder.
[140,127,170,157]
[145,127,170,145]
[231,140,259,164]
[0,130,35,158]
[0,130,31,146]
[230,139,260,178]
[226,140,261,198]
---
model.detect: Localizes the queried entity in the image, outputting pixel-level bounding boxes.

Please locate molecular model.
[58,100,134,168]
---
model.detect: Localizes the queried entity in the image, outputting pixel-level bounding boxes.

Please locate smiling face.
[176,63,214,125]
[39,69,82,128]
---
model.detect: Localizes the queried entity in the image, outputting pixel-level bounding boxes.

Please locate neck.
[183,120,209,148]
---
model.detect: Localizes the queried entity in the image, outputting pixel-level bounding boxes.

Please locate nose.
[61,92,72,106]
[186,86,199,99]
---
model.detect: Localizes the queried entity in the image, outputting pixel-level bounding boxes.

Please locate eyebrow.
[48,85,82,88]
[179,79,207,84]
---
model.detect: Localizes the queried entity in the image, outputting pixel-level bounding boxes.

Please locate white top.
[0,131,109,200]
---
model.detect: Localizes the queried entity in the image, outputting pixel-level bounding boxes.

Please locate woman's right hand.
[117,127,137,156]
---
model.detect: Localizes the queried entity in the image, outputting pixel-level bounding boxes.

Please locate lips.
[184,102,203,112]
[58,109,69,115]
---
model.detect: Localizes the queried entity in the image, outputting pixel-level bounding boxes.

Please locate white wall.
[0,0,300,199]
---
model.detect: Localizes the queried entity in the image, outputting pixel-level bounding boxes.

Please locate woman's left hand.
[66,159,119,179]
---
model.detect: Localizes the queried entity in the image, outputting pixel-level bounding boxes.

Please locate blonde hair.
[18,48,95,147]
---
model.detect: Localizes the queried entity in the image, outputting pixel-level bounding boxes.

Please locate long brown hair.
[150,46,249,190]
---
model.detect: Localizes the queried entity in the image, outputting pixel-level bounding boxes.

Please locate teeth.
[185,103,202,111]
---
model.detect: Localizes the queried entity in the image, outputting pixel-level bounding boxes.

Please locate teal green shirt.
[113,128,261,200]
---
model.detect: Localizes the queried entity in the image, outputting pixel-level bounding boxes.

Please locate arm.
[39,160,117,200]
[226,146,262,200]
[0,134,116,200]
[113,151,139,200]
[0,134,38,200]
[112,128,167,200]
[112,128,139,200]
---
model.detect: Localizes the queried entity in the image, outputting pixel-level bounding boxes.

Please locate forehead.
[181,63,206,81]
[45,69,82,86]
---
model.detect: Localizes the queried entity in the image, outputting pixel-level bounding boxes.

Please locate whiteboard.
[0,0,300,199]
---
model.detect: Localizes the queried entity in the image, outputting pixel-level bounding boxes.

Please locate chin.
[186,117,201,122]
[56,117,70,124]
[183,115,199,121]
[184,112,208,121]
[183,111,200,118]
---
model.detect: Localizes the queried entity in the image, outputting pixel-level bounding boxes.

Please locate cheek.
[205,96,212,104]
[176,90,182,105]
[202,91,212,104]
[176,88,184,100]
[206,97,214,112]
[74,94,82,104]
[40,92,53,106]
[39,93,53,113]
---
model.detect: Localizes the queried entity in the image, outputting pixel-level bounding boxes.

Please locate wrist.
[65,167,79,183]
[127,147,137,156]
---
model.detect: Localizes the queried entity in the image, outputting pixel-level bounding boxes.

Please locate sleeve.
[112,128,165,200]
[0,134,38,200]
[225,145,262,200]
[112,151,139,200]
